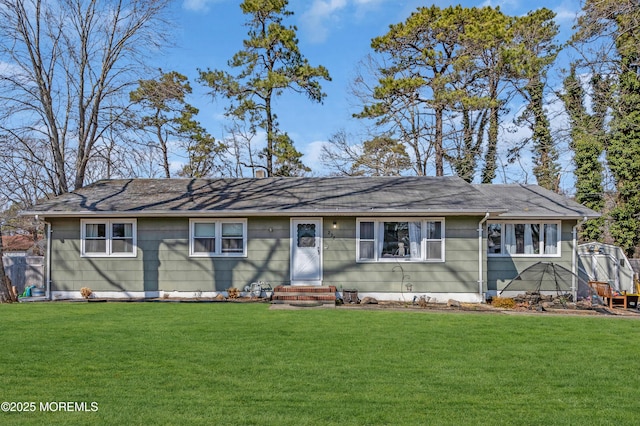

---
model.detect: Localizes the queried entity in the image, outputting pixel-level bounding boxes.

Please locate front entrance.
[290,218,322,285]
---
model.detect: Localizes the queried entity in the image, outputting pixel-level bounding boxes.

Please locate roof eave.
[493,213,601,220]
[22,208,509,218]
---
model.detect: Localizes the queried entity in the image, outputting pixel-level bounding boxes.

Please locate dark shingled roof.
[22,176,599,219]
[472,184,599,219]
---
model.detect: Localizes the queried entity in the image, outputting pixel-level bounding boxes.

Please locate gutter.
[478,212,490,301]
[20,208,510,219]
[40,216,52,301]
[572,216,588,301]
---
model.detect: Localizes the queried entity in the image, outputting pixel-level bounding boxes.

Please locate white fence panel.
[2,255,44,295]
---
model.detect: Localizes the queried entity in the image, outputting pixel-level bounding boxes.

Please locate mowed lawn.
[1,303,638,425]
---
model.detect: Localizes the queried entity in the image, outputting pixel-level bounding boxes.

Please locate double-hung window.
[81,219,136,257]
[487,221,560,256]
[190,219,247,257]
[356,218,445,262]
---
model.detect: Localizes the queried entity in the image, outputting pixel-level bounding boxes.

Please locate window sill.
[189,253,247,258]
[357,259,445,263]
[81,253,137,258]
[488,253,561,258]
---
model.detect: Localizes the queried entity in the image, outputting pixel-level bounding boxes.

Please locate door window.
[297,224,316,247]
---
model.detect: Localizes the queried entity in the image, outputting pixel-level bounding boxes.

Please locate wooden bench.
[589,281,628,309]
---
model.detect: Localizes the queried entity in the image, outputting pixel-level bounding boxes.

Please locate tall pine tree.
[199,0,330,177]
[572,0,640,254]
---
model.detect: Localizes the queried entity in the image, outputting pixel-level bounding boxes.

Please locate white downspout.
[478,213,490,302]
[572,216,588,301]
[44,220,52,301]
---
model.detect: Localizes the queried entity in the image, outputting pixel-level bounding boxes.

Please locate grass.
[1,302,638,425]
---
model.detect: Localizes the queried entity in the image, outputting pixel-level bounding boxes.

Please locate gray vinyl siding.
[486,221,576,292]
[48,215,577,295]
[49,218,145,292]
[49,217,292,292]
[322,216,482,294]
[138,217,290,291]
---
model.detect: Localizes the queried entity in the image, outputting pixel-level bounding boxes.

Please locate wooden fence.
[2,255,44,296]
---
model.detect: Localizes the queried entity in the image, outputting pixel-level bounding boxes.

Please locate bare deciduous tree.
[320,130,363,176]
[0,0,171,196]
[320,130,411,177]
[221,121,266,178]
[350,54,433,176]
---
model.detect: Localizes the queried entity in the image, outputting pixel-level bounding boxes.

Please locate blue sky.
[154,0,583,184]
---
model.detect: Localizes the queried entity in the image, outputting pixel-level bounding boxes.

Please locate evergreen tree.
[572,0,640,254]
[351,136,411,176]
[457,7,513,184]
[507,9,561,191]
[130,71,222,178]
[199,0,330,177]
[560,65,607,241]
[608,52,640,255]
[367,5,466,177]
[175,106,224,178]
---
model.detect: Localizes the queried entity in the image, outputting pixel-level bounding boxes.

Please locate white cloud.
[479,0,520,9]
[299,0,389,44]
[170,159,187,175]
[182,0,221,12]
[0,61,24,77]
[553,5,579,25]
[303,140,331,174]
[300,0,348,44]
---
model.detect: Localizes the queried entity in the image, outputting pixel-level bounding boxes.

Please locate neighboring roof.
[21,177,600,219]
[2,235,36,252]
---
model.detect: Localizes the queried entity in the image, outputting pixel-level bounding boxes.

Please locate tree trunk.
[435,106,444,176]
[0,225,17,303]
[265,96,274,176]
[482,86,499,184]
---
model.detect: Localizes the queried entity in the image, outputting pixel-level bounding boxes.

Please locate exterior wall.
[49,217,144,293]
[486,221,577,293]
[48,215,577,301]
[322,216,482,297]
[139,217,290,292]
[49,217,292,295]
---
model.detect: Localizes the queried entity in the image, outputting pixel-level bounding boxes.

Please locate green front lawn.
[1,303,637,425]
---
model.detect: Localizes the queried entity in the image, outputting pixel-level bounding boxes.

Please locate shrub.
[80,287,92,299]
[491,297,515,309]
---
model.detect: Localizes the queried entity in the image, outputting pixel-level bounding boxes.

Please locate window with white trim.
[81,219,137,257]
[356,218,445,262]
[190,219,247,257]
[487,221,560,256]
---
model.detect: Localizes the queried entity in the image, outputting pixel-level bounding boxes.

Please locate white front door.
[291,218,322,285]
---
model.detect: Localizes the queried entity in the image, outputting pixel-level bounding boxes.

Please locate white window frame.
[80,219,137,258]
[189,219,247,257]
[356,217,445,263]
[487,220,561,257]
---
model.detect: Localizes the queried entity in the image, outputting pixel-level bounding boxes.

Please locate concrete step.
[272,285,336,305]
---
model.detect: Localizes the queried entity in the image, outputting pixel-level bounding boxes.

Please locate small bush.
[227,287,239,299]
[80,287,92,299]
[491,297,515,309]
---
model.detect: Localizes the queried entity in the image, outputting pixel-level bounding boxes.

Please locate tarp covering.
[500,262,602,304]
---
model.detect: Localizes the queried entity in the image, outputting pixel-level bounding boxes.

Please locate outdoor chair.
[589,281,627,309]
